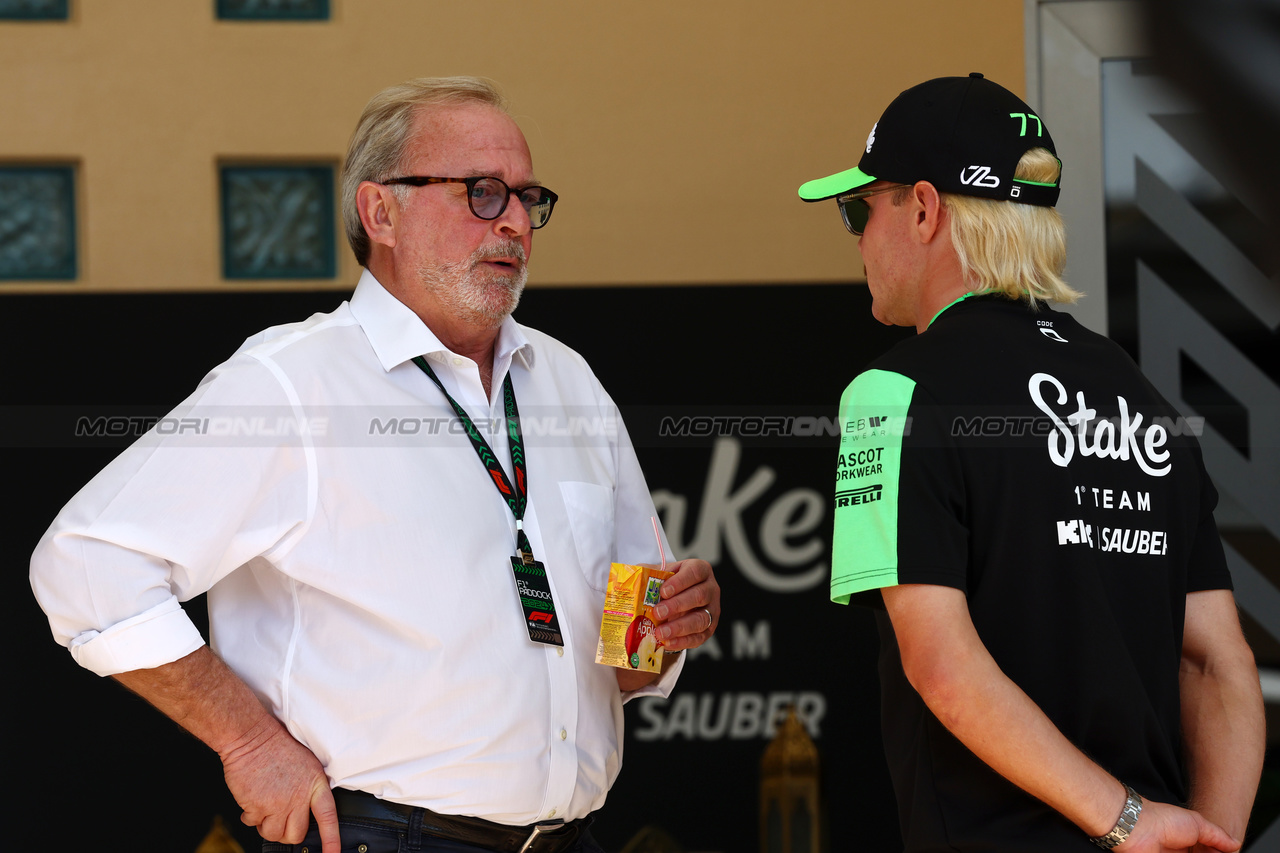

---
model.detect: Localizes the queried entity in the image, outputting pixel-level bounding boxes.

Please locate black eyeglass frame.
[380,175,559,229]
[836,183,912,236]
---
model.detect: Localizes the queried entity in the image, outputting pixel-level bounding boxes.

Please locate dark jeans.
[261,819,606,853]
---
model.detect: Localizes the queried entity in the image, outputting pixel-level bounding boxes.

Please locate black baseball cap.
[798,73,1060,206]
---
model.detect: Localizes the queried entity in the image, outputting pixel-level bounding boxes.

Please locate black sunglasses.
[381,175,558,229]
[836,184,910,235]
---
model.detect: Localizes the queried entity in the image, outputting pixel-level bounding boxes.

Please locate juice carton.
[596,562,674,672]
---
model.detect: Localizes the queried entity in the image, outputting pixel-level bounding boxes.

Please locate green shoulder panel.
[830,369,916,604]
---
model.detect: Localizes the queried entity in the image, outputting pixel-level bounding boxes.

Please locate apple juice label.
[595,562,673,672]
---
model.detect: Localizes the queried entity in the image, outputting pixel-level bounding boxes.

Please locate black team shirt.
[830,293,1231,852]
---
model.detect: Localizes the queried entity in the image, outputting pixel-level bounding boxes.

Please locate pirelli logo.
[835,484,883,508]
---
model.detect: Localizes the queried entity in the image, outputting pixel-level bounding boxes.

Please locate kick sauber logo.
[1057,519,1092,546]
[1056,519,1170,555]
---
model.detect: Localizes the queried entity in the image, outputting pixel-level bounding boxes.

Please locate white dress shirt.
[30,269,681,825]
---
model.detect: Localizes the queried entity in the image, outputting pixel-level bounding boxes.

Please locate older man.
[799,74,1263,852]
[31,77,719,853]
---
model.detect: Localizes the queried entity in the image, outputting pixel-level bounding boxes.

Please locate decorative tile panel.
[216,0,328,20]
[220,165,336,280]
[0,166,76,281]
[0,0,69,19]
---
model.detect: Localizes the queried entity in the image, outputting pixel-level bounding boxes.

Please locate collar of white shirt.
[349,269,536,380]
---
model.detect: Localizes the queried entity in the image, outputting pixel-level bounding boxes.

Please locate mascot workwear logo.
[866,123,877,154]
[1028,372,1173,477]
[960,165,1000,188]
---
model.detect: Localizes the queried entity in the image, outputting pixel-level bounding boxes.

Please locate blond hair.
[341,76,508,265]
[941,148,1080,305]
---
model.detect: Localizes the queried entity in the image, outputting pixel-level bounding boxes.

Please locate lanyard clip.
[516,519,534,565]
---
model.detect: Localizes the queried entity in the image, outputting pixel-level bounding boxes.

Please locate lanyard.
[411,355,535,563]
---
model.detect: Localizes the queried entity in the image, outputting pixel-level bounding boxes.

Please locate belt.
[332,789,590,853]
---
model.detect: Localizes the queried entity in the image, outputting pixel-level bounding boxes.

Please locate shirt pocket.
[558,480,615,592]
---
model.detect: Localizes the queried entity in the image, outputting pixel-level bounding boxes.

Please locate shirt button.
[452,357,464,366]
[548,809,557,818]
[556,647,564,657]
[560,728,567,740]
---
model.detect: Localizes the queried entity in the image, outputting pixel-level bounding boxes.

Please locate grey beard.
[418,241,528,329]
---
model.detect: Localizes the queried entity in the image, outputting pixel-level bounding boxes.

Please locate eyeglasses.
[836,184,911,235]
[380,175,559,229]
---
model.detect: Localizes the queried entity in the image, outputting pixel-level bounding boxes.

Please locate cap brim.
[798,166,877,202]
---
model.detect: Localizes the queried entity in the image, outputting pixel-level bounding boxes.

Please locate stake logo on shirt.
[1028,372,1172,477]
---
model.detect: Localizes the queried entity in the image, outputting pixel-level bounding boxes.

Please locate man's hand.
[614,558,719,692]
[220,714,341,851]
[1115,798,1239,853]
[652,558,719,651]
[1179,589,1264,843]
[113,647,342,853]
[881,584,1242,850]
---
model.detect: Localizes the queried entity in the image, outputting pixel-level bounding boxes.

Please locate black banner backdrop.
[6,283,910,852]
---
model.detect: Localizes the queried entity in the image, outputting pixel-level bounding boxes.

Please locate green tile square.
[216,0,328,20]
[0,0,69,20]
[0,166,77,281]
[221,165,336,280]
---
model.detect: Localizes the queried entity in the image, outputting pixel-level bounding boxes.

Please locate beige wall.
[0,0,1025,293]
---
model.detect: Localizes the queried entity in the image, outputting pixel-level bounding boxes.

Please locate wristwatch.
[1090,784,1143,849]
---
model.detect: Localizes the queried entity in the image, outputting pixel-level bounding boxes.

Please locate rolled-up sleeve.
[30,353,313,676]
[66,599,204,676]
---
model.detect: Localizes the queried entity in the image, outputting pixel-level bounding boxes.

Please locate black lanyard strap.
[412,355,534,562]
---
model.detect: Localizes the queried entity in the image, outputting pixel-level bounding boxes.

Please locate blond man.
[800,74,1262,852]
